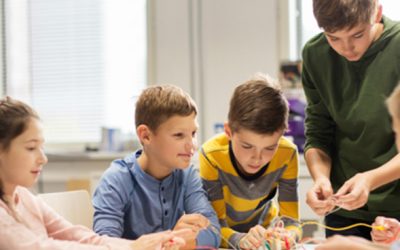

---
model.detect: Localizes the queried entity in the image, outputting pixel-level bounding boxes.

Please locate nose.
[185,137,197,152]
[38,149,48,165]
[252,150,262,163]
[342,40,355,52]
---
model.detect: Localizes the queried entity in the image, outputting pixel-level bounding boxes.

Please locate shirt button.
[164,210,168,216]
[161,186,164,191]
[163,198,166,203]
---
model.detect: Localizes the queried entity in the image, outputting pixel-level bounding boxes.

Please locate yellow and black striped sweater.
[199,133,300,248]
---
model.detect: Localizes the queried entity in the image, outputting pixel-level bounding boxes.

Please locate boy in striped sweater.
[199,73,301,249]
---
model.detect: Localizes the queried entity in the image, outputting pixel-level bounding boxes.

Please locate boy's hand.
[131,230,185,250]
[333,172,372,211]
[239,225,267,250]
[306,177,335,216]
[371,216,400,244]
[173,213,210,232]
[173,214,210,249]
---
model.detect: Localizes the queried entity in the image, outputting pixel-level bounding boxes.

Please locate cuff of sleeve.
[196,229,220,248]
[230,232,246,249]
[304,143,331,158]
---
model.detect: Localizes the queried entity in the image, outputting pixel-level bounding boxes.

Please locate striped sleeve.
[277,150,302,238]
[199,148,244,248]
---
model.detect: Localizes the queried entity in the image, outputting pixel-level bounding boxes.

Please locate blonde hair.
[135,84,197,132]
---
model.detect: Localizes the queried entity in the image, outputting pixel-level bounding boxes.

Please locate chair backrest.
[38,189,94,228]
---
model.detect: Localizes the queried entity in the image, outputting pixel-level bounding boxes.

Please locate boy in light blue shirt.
[93,85,220,248]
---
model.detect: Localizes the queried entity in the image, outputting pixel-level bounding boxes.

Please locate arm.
[334,153,400,210]
[302,54,336,215]
[0,199,129,250]
[92,164,130,237]
[182,165,221,248]
[198,150,242,248]
[277,150,301,238]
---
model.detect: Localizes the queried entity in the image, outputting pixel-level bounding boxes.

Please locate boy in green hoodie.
[303,0,400,240]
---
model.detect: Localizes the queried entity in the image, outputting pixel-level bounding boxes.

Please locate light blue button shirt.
[93,150,220,247]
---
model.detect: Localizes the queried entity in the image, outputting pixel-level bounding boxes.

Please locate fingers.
[371,216,400,244]
[306,179,336,216]
[174,214,209,231]
[239,225,268,249]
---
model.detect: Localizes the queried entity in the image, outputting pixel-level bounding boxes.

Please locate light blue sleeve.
[184,166,221,247]
[392,241,400,250]
[92,162,130,237]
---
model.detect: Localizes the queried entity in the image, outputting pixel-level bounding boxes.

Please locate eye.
[353,33,363,39]
[26,146,36,151]
[192,131,197,137]
[173,133,184,138]
[242,144,252,149]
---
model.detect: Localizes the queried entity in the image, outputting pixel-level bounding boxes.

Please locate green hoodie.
[302,16,400,221]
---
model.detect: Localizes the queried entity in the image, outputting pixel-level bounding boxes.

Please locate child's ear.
[224,122,232,139]
[375,3,383,23]
[136,124,151,145]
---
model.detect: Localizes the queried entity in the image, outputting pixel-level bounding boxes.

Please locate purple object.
[285,98,306,152]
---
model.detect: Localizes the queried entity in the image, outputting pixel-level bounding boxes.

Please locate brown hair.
[0,96,39,202]
[228,73,288,134]
[313,0,377,32]
[135,84,198,132]
[387,84,400,121]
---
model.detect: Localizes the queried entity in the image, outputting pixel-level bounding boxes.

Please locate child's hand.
[371,216,400,244]
[333,172,372,211]
[238,225,267,250]
[173,214,210,249]
[173,213,210,232]
[306,177,335,216]
[131,230,184,250]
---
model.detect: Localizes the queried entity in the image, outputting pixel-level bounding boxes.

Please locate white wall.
[148,0,287,143]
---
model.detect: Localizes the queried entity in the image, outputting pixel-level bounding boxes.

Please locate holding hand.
[333,172,372,211]
[173,214,210,249]
[239,225,267,250]
[306,177,335,216]
[131,230,185,250]
[371,216,400,244]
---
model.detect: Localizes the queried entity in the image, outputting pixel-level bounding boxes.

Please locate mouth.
[248,165,261,170]
[31,169,42,175]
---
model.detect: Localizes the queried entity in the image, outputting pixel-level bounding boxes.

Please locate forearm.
[305,148,332,181]
[367,153,400,191]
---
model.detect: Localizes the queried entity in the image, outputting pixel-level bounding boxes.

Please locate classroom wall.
[148,0,288,143]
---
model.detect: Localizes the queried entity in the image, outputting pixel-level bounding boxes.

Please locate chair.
[38,189,94,228]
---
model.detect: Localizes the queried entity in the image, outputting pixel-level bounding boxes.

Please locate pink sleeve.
[0,188,132,250]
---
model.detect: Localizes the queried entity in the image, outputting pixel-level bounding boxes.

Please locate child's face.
[146,112,198,172]
[0,118,47,194]
[226,127,282,175]
[324,21,380,62]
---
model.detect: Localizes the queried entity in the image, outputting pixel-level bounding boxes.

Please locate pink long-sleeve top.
[0,186,133,250]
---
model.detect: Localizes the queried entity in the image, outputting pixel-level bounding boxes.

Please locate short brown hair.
[135,84,197,131]
[313,0,377,32]
[387,84,400,121]
[228,73,288,134]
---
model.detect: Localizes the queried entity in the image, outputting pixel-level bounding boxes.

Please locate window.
[4,0,146,145]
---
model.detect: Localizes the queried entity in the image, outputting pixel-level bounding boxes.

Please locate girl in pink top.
[0,96,185,250]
